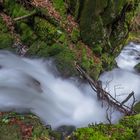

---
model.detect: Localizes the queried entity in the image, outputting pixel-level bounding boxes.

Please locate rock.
[134,101,140,112]
[67,0,139,55]
[134,63,140,73]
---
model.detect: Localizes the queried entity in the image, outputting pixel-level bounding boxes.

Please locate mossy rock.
[4,0,31,18]
[55,46,77,77]
[70,27,80,43]
[28,42,63,57]
[119,114,140,135]
[134,101,140,112]
[0,112,51,140]
[101,53,116,71]
[65,0,83,19]
[69,127,109,140]
[69,123,135,140]
[68,0,139,56]
[0,17,9,33]
[136,128,140,140]
[16,22,37,45]
[52,0,66,18]
[0,112,75,140]
[0,15,14,51]
[34,17,61,44]
[0,33,14,50]
[134,63,140,73]
[0,124,21,140]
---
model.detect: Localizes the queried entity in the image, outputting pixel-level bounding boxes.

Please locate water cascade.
[0,42,139,128]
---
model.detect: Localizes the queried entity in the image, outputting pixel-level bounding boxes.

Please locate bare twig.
[75,63,137,115]
[106,105,112,124]
[120,91,134,106]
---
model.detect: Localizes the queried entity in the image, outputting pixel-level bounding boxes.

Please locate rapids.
[0,42,139,128]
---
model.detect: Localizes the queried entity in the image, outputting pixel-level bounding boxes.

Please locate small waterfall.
[0,50,106,128]
[0,42,139,128]
[100,42,140,104]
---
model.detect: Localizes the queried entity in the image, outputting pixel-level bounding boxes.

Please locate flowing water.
[0,42,140,128]
[100,42,140,105]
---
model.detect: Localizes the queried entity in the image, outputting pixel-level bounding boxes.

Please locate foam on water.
[100,42,140,105]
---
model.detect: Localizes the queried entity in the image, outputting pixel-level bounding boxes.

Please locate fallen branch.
[75,63,137,115]
[120,91,134,106]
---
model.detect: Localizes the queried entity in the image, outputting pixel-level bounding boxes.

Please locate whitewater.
[0,42,140,128]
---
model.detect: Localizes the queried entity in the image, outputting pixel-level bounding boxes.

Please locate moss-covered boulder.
[134,63,140,72]
[67,0,139,56]
[0,112,67,140]
[68,114,140,140]
[68,124,135,140]
[134,101,140,113]
[119,114,140,139]
[0,0,139,79]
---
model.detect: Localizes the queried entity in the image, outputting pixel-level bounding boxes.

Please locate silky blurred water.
[0,42,139,128]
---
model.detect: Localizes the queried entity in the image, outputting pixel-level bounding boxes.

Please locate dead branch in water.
[75,63,137,116]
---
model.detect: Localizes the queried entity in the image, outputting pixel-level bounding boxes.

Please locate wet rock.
[134,63,140,73]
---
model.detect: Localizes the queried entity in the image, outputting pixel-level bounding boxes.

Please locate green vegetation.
[0,113,140,140]
[134,102,140,112]
[0,0,140,139]
[4,0,31,18]
[69,124,135,140]
[1,0,139,79]
[52,0,66,18]
[68,114,140,140]
[0,17,14,50]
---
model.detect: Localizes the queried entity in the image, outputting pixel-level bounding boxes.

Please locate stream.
[0,42,140,129]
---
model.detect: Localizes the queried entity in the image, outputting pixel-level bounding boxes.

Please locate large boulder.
[67,0,139,55]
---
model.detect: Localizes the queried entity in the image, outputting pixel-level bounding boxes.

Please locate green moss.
[92,44,103,55]
[0,18,8,33]
[16,22,37,45]
[28,42,63,57]
[4,0,31,18]
[55,46,77,77]
[134,102,140,113]
[81,48,94,70]
[28,41,76,76]
[80,14,105,46]
[27,41,47,56]
[71,27,80,43]
[0,113,51,140]
[0,33,14,49]
[52,0,66,18]
[0,124,21,140]
[66,0,82,19]
[119,114,140,134]
[34,17,60,44]
[69,123,135,140]
[101,53,116,71]
[77,0,139,59]
[0,16,14,51]
[70,127,109,140]
[79,47,102,79]
[58,33,67,44]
